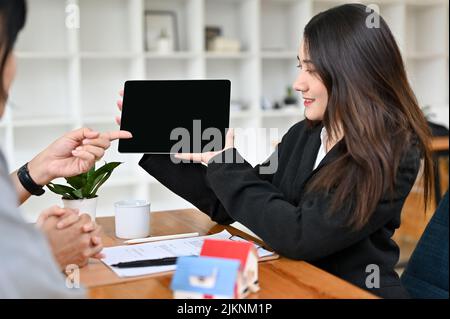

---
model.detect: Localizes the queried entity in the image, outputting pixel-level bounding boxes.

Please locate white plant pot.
[156,38,173,54]
[62,196,98,221]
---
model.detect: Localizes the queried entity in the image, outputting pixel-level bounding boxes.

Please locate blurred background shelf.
[144,51,198,59]
[261,51,299,59]
[11,118,75,128]
[16,52,74,59]
[261,108,303,118]
[205,52,255,59]
[4,0,448,227]
[79,52,140,59]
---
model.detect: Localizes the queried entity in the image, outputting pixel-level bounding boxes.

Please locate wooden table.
[81,209,377,299]
[431,136,449,152]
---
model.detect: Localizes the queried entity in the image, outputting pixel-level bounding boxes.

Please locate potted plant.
[46,162,122,221]
[283,86,298,107]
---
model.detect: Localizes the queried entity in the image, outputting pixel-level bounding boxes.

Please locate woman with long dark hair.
[133,4,434,298]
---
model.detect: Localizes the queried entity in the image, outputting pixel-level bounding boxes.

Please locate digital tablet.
[118,80,230,154]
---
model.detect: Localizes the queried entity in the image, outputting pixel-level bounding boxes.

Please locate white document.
[101,230,274,278]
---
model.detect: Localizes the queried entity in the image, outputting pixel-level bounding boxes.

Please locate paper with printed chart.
[101,230,276,277]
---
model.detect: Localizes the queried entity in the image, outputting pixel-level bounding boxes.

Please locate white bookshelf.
[4,0,448,222]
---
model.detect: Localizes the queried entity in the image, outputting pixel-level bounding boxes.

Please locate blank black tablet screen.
[119,80,230,153]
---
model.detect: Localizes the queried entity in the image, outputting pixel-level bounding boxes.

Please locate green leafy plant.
[46,162,122,200]
[284,86,297,105]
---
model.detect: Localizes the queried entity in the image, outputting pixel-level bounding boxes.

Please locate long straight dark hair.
[0,0,26,101]
[303,4,434,230]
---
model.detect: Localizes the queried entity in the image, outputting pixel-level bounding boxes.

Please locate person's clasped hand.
[37,205,104,270]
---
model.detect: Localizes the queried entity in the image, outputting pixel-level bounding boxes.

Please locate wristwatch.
[17,162,45,196]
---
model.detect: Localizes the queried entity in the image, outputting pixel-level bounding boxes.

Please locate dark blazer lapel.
[296,126,346,196]
[292,124,322,191]
[314,140,345,171]
[300,138,346,194]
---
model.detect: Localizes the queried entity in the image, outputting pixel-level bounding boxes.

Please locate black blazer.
[139,120,421,298]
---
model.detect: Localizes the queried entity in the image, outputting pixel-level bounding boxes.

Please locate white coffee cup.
[114,200,151,239]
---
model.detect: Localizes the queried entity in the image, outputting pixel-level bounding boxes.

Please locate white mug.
[114,200,151,239]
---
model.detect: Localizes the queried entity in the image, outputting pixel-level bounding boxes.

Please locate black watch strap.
[17,163,45,196]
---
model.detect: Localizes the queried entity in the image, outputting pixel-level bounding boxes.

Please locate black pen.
[110,255,196,268]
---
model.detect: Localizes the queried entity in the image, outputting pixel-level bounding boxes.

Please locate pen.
[123,232,200,245]
[110,255,197,268]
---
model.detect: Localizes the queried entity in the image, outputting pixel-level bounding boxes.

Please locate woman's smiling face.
[292,40,328,121]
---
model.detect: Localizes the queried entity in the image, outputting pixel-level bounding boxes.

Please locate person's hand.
[27,127,133,185]
[36,205,79,229]
[38,206,104,270]
[174,128,235,165]
[115,89,124,126]
[37,205,104,260]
